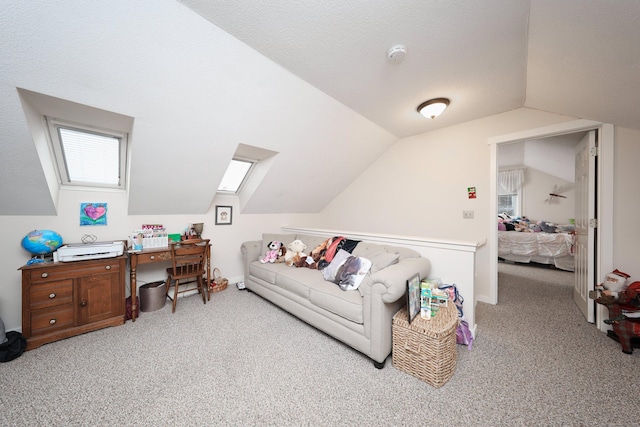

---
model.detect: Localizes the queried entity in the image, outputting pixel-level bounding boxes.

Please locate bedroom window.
[47,118,127,189]
[498,194,519,217]
[217,158,254,193]
[498,169,524,218]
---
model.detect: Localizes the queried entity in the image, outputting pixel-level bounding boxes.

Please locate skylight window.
[218,159,253,193]
[47,118,127,189]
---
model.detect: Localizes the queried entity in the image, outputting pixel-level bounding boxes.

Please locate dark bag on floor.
[0,331,27,362]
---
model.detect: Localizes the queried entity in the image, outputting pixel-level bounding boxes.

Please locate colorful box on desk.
[392,303,458,388]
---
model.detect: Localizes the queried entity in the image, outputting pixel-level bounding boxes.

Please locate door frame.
[488,119,614,331]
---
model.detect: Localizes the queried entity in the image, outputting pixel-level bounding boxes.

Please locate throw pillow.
[323,249,372,291]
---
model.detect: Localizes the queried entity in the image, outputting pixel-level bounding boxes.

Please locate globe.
[21,229,63,256]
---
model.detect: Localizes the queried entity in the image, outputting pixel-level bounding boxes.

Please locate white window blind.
[218,159,253,193]
[58,128,120,185]
[47,118,127,189]
[497,169,525,217]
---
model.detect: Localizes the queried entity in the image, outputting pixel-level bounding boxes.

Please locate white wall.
[613,127,640,281]
[306,108,576,305]
[303,108,640,315]
[1,189,310,331]
[522,168,574,225]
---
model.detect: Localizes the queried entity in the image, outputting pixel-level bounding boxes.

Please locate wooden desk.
[128,242,211,321]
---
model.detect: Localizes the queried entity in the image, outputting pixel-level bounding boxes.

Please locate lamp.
[417,98,450,119]
[192,223,203,238]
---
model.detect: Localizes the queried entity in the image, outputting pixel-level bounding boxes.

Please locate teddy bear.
[260,241,286,264]
[284,239,307,266]
[293,252,320,269]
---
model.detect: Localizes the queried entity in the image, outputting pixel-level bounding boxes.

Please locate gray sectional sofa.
[240,232,431,367]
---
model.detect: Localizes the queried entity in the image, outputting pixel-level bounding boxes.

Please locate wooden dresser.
[19,255,126,350]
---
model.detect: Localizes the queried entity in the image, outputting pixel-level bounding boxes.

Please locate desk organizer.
[142,236,168,248]
[131,228,168,250]
[392,303,458,388]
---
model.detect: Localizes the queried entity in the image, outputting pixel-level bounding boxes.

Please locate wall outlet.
[463,210,474,219]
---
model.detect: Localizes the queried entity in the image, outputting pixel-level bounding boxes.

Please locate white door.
[574,131,597,322]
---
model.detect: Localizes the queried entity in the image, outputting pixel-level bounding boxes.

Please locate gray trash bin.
[140,281,166,312]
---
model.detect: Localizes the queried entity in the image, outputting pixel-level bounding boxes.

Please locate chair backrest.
[169,239,209,278]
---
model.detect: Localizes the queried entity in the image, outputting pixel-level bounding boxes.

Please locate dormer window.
[47,118,128,189]
[217,158,253,193]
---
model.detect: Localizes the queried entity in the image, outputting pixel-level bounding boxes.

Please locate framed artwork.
[406,273,421,324]
[80,202,108,226]
[215,205,233,225]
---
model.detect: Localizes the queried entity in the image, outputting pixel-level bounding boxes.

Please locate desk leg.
[130,254,138,322]
[206,244,211,301]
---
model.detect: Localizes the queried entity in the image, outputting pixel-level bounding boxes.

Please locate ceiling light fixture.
[417,98,450,119]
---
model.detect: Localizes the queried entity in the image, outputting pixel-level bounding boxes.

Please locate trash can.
[140,281,166,312]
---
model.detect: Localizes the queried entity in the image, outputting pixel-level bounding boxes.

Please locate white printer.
[56,241,125,262]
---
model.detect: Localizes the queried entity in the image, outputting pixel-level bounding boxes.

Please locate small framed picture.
[215,205,233,225]
[406,273,421,324]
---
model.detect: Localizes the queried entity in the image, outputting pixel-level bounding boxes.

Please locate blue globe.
[21,229,63,256]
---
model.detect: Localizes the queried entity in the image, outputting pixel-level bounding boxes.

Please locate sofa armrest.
[241,240,261,263]
[369,257,431,303]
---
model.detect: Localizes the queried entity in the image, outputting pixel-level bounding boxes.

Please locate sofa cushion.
[351,242,385,259]
[249,261,289,284]
[276,267,325,299]
[309,282,364,324]
[296,234,329,253]
[383,245,420,260]
[368,252,400,273]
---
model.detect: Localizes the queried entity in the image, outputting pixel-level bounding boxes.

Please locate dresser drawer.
[29,261,121,283]
[30,280,73,310]
[135,251,172,264]
[30,305,74,336]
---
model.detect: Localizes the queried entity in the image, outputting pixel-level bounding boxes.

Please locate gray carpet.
[1,263,638,426]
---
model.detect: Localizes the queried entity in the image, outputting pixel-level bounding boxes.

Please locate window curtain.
[498,169,524,195]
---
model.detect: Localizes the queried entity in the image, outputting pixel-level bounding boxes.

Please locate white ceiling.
[1,1,639,216]
[180,0,640,137]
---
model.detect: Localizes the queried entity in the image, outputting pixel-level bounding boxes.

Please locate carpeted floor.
[1,262,638,426]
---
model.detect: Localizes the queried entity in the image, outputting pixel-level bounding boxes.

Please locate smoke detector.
[387,45,406,64]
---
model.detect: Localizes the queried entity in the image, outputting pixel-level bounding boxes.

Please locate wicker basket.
[209,267,228,293]
[392,303,458,388]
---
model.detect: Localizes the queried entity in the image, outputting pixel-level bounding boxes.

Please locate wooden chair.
[165,239,210,313]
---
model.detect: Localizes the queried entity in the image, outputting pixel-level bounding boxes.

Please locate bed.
[498,230,575,271]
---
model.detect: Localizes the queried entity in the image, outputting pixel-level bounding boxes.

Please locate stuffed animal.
[284,239,307,266]
[293,253,319,269]
[260,241,286,264]
[596,269,631,299]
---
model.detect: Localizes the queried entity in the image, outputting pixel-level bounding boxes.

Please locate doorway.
[488,120,614,331]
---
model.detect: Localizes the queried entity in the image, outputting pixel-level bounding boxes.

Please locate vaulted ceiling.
[180,0,640,137]
[1,1,639,216]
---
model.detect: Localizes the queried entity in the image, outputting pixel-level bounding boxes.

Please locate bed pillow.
[322,249,372,291]
[539,221,557,233]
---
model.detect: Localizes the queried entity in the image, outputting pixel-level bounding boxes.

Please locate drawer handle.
[80,300,87,307]
[41,272,49,278]
[150,255,155,260]
[49,319,56,325]
[105,265,111,270]
[49,293,56,299]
